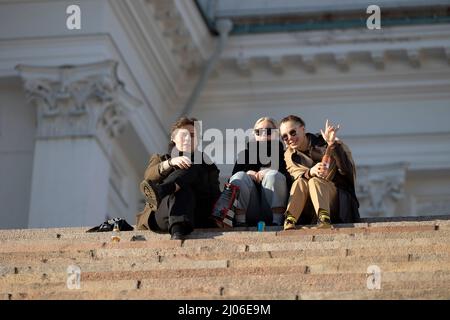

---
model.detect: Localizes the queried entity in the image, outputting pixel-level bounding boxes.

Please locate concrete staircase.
[1,216,450,300]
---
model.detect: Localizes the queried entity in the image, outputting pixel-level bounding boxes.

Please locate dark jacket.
[232,140,291,189]
[284,133,360,223]
[136,151,221,230]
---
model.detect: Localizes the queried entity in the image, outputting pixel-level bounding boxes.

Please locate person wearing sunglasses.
[279,115,359,230]
[229,117,291,227]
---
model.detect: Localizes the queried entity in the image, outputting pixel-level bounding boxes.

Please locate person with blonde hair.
[229,117,290,227]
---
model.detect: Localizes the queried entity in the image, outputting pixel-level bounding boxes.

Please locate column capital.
[15,60,141,152]
[356,162,409,217]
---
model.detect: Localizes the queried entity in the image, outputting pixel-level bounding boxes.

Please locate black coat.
[232,140,291,190]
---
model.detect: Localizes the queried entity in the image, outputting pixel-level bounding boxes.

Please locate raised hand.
[320,119,340,145]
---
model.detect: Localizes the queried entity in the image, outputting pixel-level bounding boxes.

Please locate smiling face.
[172,124,197,152]
[279,120,306,150]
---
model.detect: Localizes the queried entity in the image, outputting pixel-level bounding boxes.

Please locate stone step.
[4,285,450,300]
[2,249,449,276]
[1,226,447,248]
[2,261,450,289]
[1,219,448,241]
[1,240,449,268]
[1,232,448,255]
[2,272,449,298]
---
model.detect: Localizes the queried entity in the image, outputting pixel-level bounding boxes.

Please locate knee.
[308,177,327,189]
[262,170,286,187]
[229,171,250,184]
[292,177,308,190]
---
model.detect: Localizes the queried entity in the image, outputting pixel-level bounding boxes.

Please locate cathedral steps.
[0,217,449,299]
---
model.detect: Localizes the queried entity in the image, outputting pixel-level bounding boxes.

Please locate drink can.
[257,221,265,232]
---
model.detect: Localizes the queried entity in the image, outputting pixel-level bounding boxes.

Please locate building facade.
[0,0,449,229]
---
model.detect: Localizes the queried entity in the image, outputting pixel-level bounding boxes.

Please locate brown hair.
[168,117,199,151]
[279,115,305,127]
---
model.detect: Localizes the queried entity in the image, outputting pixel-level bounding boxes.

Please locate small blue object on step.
[257,221,265,232]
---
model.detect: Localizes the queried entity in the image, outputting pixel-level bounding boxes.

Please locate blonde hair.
[254,117,278,129]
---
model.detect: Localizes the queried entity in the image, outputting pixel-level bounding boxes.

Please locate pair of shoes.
[317,210,332,229]
[170,223,188,240]
[283,214,297,231]
[140,180,162,210]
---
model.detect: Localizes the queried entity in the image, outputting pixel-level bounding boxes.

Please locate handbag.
[210,183,240,228]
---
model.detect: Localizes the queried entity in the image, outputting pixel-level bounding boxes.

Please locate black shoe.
[170,223,188,240]
[140,180,162,210]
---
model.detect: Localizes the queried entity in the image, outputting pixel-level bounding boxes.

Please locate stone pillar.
[16,60,139,228]
[356,162,408,217]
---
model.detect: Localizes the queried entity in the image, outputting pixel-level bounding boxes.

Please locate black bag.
[86,217,134,232]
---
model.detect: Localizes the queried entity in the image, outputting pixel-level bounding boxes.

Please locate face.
[253,120,278,142]
[172,124,197,152]
[280,120,305,150]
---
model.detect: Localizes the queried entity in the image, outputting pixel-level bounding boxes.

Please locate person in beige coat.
[279,115,359,230]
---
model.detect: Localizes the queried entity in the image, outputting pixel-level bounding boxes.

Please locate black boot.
[170,223,188,240]
[140,180,175,210]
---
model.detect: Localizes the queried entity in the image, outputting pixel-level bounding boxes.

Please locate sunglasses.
[281,129,297,141]
[254,128,275,136]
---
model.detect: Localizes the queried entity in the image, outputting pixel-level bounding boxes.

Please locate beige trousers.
[286,177,338,222]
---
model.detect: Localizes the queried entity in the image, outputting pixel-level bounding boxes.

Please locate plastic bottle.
[257,221,265,232]
[111,222,121,243]
[321,145,332,180]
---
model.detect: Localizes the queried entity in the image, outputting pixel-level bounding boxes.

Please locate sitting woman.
[229,117,291,227]
[136,117,221,240]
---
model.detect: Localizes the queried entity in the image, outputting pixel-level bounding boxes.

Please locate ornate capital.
[16,60,141,148]
[356,162,408,217]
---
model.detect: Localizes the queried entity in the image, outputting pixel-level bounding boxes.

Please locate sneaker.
[283,214,297,231]
[140,180,162,210]
[317,210,332,229]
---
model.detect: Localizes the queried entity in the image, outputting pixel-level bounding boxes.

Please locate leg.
[169,186,196,235]
[229,171,261,226]
[260,170,288,225]
[141,164,206,209]
[286,178,310,221]
[284,177,316,230]
[308,177,338,227]
[163,164,206,189]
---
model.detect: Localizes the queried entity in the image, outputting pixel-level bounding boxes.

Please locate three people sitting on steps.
[137,115,359,238]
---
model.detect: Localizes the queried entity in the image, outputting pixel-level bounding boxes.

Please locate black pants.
[149,164,209,233]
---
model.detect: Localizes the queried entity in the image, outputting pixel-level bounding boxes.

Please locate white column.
[16,60,139,228]
[356,162,408,218]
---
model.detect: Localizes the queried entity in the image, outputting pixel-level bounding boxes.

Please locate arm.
[144,154,173,182]
[284,148,310,181]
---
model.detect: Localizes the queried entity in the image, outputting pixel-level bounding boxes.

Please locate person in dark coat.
[136,117,221,239]
[279,115,360,230]
[229,117,291,227]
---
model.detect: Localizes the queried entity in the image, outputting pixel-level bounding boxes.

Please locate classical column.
[16,60,140,228]
[356,163,408,217]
